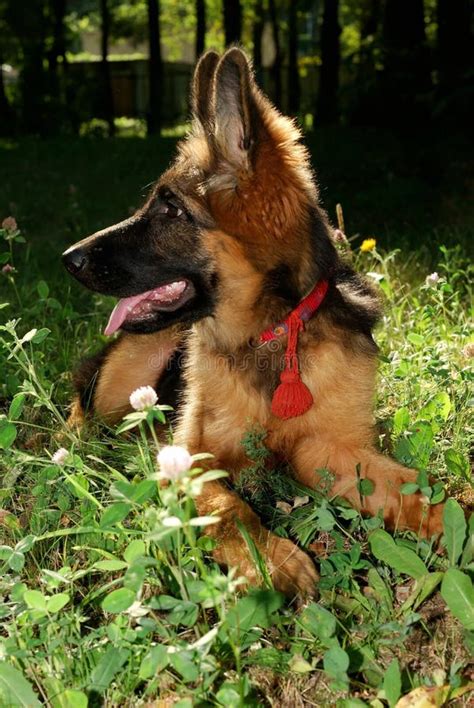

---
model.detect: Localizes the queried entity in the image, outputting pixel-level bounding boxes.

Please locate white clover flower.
[1,216,17,232]
[125,601,149,619]
[52,448,69,465]
[425,272,440,286]
[129,385,158,411]
[157,445,192,480]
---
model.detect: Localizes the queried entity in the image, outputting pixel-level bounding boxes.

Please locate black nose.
[62,246,87,275]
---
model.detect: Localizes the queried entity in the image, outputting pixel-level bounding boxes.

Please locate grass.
[0,130,473,707]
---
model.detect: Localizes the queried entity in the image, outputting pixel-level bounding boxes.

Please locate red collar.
[257,279,329,420]
[258,279,329,345]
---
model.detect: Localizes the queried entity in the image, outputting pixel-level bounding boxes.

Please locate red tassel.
[271,312,314,420]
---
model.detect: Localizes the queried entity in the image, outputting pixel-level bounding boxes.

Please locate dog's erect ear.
[213,48,262,167]
[191,50,220,129]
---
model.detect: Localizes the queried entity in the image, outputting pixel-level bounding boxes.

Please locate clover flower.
[157,445,192,480]
[129,385,158,411]
[1,216,17,232]
[2,264,14,274]
[425,272,440,286]
[461,342,474,359]
[52,448,69,465]
[360,238,376,252]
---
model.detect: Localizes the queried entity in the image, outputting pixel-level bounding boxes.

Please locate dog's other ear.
[191,50,220,130]
[213,47,262,168]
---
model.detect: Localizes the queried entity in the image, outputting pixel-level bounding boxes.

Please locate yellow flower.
[360,238,376,252]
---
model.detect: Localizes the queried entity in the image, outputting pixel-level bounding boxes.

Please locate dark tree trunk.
[223,0,242,45]
[287,0,300,114]
[195,0,206,58]
[316,0,341,124]
[349,0,380,124]
[7,0,48,133]
[268,0,282,109]
[48,0,67,128]
[437,0,471,90]
[49,0,67,77]
[381,0,430,126]
[253,0,264,77]
[100,0,115,136]
[147,0,162,135]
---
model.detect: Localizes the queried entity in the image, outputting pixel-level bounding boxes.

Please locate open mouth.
[104,279,195,335]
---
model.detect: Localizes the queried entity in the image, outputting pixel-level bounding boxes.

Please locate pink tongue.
[104,281,187,335]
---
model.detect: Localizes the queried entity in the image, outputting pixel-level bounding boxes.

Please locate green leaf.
[383,658,401,707]
[99,502,131,528]
[0,663,41,707]
[167,601,199,627]
[367,568,393,614]
[393,407,410,437]
[24,590,48,612]
[224,590,285,635]
[94,559,128,571]
[394,421,433,470]
[443,498,467,567]
[56,689,88,708]
[323,645,349,679]
[101,588,136,613]
[216,683,242,706]
[0,420,17,449]
[440,568,474,630]
[139,645,169,679]
[123,562,146,593]
[123,539,146,564]
[369,529,428,579]
[407,332,424,346]
[31,327,51,344]
[8,551,25,572]
[299,603,336,644]
[444,449,470,480]
[88,647,130,693]
[8,393,26,420]
[37,280,49,298]
[47,592,70,614]
[357,478,375,497]
[169,651,199,683]
[400,482,419,495]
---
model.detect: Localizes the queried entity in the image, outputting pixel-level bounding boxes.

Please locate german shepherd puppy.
[63,48,444,597]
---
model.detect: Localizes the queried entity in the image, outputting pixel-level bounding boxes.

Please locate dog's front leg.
[291,441,444,538]
[192,478,319,598]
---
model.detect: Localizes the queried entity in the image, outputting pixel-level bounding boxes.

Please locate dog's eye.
[159,202,183,218]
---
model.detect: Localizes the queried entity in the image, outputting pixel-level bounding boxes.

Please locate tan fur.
[92,328,182,424]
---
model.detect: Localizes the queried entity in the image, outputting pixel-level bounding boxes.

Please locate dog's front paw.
[267,536,319,599]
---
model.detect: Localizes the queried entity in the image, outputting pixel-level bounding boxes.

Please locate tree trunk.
[48,0,67,128]
[381,0,430,126]
[195,0,206,59]
[100,0,115,136]
[253,0,264,77]
[287,0,300,114]
[268,0,282,109]
[437,0,471,91]
[147,0,162,135]
[316,0,341,124]
[223,0,242,46]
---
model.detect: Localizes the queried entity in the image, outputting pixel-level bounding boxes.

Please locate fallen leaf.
[395,685,452,708]
[292,495,310,509]
[276,501,292,514]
